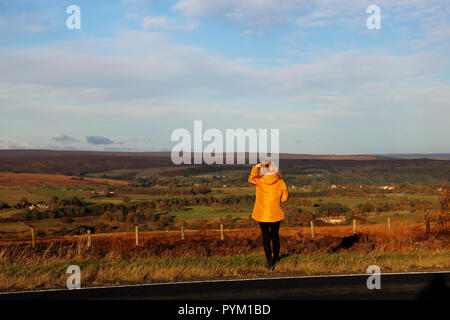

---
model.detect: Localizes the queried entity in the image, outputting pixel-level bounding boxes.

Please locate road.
[0,271,449,300]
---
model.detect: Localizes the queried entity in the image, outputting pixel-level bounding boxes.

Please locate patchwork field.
[0,172,128,188]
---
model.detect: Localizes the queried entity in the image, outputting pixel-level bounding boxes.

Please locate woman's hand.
[255,161,271,168]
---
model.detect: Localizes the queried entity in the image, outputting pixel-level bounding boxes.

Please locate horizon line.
[0,149,449,157]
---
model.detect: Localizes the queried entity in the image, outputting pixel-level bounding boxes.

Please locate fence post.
[353,219,356,235]
[135,225,139,247]
[20,222,35,248]
[87,229,91,248]
[220,224,224,240]
[31,228,36,248]
[181,226,185,240]
[387,218,391,232]
[310,221,315,240]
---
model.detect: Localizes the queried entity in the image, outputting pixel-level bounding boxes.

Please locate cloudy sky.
[0,0,449,154]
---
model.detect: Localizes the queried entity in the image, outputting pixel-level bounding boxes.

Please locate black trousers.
[258,221,280,264]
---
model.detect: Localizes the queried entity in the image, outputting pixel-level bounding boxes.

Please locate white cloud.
[173,0,450,33]
[0,32,443,104]
[0,9,58,34]
[141,15,199,31]
[174,0,309,28]
[0,30,447,135]
[142,15,172,28]
[0,140,34,150]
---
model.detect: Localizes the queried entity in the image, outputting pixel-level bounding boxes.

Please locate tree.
[0,202,10,209]
[102,211,115,222]
[220,214,235,229]
[70,196,83,206]
[16,197,30,209]
[423,209,432,237]
[123,196,131,205]
[119,211,127,223]
[30,208,41,220]
[298,209,313,226]
[437,187,449,232]
[156,214,174,230]
[50,196,59,206]
[125,212,136,224]
[357,203,375,215]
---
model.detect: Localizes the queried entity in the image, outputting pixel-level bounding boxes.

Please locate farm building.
[28,202,49,210]
[379,185,395,190]
[318,216,346,224]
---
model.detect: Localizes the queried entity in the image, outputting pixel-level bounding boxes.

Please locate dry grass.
[0,251,448,291]
[1,220,446,254]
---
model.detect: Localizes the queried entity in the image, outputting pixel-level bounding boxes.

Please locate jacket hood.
[261,173,281,185]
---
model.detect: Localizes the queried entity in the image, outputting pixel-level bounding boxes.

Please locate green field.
[306,194,439,207]
[366,210,422,223]
[0,189,52,203]
[26,188,89,200]
[0,215,100,234]
[171,206,251,221]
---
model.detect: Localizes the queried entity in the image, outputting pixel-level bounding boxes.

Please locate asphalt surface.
[0,271,449,300]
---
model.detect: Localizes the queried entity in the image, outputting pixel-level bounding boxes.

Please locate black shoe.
[266,259,273,271]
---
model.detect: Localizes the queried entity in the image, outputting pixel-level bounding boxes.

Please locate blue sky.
[0,0,449,154]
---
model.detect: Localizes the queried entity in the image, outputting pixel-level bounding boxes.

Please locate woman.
[248,161,289,271]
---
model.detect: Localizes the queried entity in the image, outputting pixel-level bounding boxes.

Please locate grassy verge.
[1,251,448,292]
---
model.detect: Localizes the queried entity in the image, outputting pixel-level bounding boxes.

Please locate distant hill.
[0,149,447,173]
[379,153,450,160]
[279,154,381,160]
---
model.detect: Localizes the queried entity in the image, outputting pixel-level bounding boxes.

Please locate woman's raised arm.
[248,164,261,185]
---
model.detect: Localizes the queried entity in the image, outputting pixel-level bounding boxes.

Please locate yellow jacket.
[248,165,289,222]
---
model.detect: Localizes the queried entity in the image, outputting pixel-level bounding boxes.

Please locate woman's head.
[260,161,279,176]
